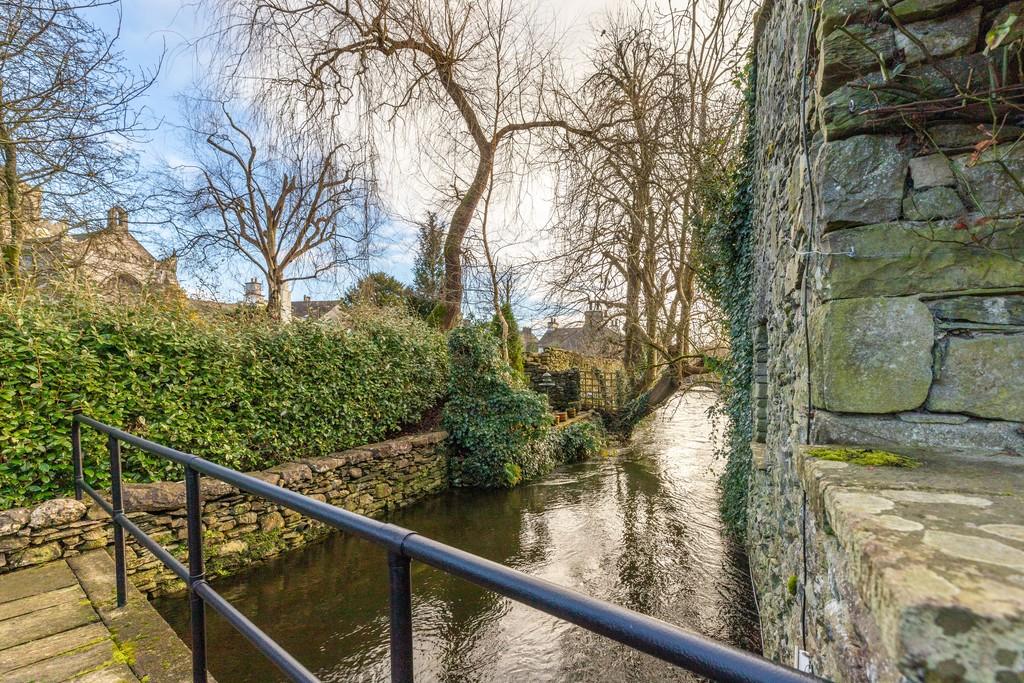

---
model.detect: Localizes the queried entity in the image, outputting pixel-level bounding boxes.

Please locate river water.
[153,391,761,682]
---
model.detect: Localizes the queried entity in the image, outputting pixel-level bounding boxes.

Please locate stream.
[153,391,761,682]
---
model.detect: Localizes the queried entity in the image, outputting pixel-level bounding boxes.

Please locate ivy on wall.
[695,59,758,541]
[0,296,448,507]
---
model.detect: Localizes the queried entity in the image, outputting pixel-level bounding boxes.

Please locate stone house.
[21,190,180,296]
[746,0,1024,680]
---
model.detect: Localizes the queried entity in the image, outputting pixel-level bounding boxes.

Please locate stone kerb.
[0,431,448,596]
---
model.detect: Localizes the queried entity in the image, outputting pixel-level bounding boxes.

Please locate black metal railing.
[71,412,822,683]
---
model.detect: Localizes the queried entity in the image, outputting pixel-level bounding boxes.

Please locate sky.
[90,0,629,322]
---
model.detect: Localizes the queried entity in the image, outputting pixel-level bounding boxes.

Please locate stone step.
[4,640,118,683]
[0,562,77,604]
[0,622,109,675]
[0,585,84,622]
[0,599,98,651]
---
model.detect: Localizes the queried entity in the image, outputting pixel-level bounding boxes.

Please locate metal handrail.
[71,412,822,683]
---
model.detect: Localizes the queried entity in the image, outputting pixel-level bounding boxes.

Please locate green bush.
[0,296,448,507]
[554,419,605,463]
[443,325,553,488]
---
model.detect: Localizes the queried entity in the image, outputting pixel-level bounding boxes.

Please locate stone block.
[819,0,884,35]
[817,219,1024,299]
[954,144,1024,216]
[927,335,1024,421]
[909,153,955,188]
[260,512,285,532]
[818,135,909,229]
[928,295,1024,326]
[902,186,964,220]
[924,123,1023,153]
[817,24,896,95]
[894,6,981,65]
[28,499,86,529]
[813,412,1024,456]
[9,543,62,568]
[810,297,934,413]
[888,0,966,22]
[0,509,29,536]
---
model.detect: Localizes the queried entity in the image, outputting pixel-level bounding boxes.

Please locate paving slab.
[4,640,118,683]
[0,562,77,604]
[0,599,98,650]
[0,622,109,674]
[72,664,140,682]
[0,585,86,622]
[69,551,204,683]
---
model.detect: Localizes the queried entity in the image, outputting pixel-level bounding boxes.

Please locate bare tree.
[0,0,157,282]
[218,0,594,329]
[549,2,748,393]
[166,99,374,319]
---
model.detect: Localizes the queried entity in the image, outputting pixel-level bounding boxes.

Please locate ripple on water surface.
[153,391,761,682]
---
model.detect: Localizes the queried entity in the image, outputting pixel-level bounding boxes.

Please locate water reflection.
[154,391,760,682]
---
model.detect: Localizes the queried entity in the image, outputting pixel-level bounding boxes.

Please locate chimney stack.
[547,317,558,331]
[243,278,265,305]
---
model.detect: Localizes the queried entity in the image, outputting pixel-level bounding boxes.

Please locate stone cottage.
[22,192,180,296]
[746,0,1024,680]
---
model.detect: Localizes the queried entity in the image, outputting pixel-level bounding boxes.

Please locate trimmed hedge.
[0,297,448,507]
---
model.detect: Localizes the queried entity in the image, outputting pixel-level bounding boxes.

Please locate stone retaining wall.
[0,432,447,596]
[747,0,1024,679]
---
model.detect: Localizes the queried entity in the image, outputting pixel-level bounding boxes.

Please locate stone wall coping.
[1,430,449,520]
[797,444,1024,679]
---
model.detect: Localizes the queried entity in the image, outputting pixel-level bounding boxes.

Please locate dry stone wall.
[0,432,447,596]
[748,0,1024,679]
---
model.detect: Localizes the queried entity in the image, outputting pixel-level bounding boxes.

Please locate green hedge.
[0,297,448,507]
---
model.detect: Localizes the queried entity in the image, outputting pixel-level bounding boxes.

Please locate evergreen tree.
[413,213,446,302]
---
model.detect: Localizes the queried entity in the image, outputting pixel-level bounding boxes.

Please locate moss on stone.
[808,446,921,468]
[787,575,798,597]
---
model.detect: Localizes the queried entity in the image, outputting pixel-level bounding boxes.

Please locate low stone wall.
[0,432,447,596]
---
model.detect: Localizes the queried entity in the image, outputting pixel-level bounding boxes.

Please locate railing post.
[107,435,128,608]
[185,465,209,683]
[388,552,414,683]
[71,411,82,502]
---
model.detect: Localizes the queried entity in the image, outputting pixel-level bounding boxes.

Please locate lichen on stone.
[807,446,921,468]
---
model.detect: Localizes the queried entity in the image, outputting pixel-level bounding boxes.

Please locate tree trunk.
[1,123,21,285]
[266,271,285,322]
[440,144,495,330]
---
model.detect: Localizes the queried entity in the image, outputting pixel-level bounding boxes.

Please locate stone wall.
[0,432,447,596]
[748,0,1024,679]
[524,349,625,410]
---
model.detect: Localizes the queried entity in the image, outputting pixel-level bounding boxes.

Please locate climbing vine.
[695,59,758,541]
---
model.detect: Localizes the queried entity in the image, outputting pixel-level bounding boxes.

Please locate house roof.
[291,299,341,320]
[537,325,621,358]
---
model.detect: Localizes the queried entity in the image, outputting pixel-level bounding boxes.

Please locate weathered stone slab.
[817,219,1024,299]
[927,335,1024,421]
[0,598,97,650]
[28,499,86,529]
[894,6,981,64]
[810,297,934,413]
[818,134,910,229]
[820,53,992,139]
[909,153,955,188]
[0,622,108,675]
[4,640,117,683]
[925,122,1024,152]
[954,144,1024,216]
[819,0,884,35]
[928,295,1024,326]
[0,585,83,622]
[817,24,896,95]
[902,186,964,220]
[68,550,200,682]
[72,664,139,682]
[0,561,76,604]
[888,0,966,22]
[798,445,1024,682]
[811,410,1024,456]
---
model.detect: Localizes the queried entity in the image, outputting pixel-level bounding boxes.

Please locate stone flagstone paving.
[0,560,138,682]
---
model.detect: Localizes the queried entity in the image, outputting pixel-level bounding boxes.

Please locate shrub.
[554,419,605,464]
[0,295,448,506]
[443,325,552,487]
